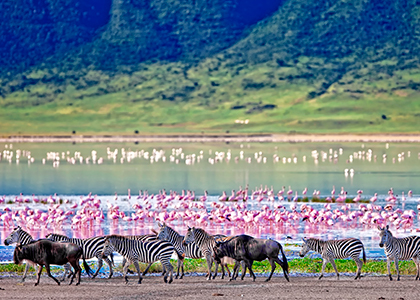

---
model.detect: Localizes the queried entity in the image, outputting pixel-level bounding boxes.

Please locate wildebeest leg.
[133,261,142,284]
[386,257,393,281]
[394,257,400,281]
[273,257,289,282]
[243,260,255,281]
[265,258,277,282]
[230,261,240,281]
[35,264,44,286]
[69,260,81,285]
[212,260,219,280]
[45,264,60,285]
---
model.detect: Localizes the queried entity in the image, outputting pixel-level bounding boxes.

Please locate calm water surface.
[1,142,420,264]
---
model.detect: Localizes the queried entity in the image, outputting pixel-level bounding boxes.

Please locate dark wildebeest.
[13,240,93,286]
[213,234,289,282]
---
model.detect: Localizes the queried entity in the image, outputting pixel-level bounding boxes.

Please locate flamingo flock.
[0,187,418,237]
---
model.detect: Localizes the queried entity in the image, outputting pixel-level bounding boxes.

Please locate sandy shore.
[1,133,420,143]
[0,274,416,300]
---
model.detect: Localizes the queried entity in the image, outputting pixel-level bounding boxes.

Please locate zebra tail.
[362,245,367,264]
[82,254,94,277]
[109,252,115,267]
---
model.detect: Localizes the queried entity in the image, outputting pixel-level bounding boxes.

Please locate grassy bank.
[1,258,417,277]
[1,61,420,136]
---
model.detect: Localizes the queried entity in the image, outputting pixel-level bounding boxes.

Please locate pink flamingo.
[218,191,228,202]
[370,193,378,203]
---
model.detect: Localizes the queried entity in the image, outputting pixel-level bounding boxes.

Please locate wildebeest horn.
[377,225,382,230]
[151,229,159,235]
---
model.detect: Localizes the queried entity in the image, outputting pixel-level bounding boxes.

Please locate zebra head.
[101,237,112,259]
[4,226,22,246]
[157,222,168,241]
[299,238,311,257]
[183,227,195,246]
[378,225,392,247]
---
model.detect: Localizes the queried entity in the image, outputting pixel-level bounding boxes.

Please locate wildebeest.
[213,234,289,282]
[13,240,93,286]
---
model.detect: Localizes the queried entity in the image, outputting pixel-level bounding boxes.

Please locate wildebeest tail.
[276,241,289,274]
[82,253,94,277]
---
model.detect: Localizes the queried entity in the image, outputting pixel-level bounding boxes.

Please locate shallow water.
[1,141,420,263]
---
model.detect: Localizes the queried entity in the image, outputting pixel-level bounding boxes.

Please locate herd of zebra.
[3,224,420,285]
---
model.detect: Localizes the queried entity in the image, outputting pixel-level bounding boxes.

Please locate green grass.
[2,258,418,276]
[1,58,420,136]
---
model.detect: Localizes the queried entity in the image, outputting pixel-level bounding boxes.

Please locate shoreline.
[1,133,420,143]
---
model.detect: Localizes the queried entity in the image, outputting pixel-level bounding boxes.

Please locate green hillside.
[1,0,420,135]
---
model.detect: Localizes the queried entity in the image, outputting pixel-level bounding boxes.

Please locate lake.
[1,141,419,263]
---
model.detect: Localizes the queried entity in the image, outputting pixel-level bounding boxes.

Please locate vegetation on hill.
[1,0,420,135]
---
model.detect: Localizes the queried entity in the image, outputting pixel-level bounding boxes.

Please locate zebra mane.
[193,227,211,238]
[48,233,69,239]
[15,227,34,239]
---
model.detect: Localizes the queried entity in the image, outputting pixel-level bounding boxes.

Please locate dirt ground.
[0,274,416,300]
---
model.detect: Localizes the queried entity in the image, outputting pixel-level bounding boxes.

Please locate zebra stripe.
[299,237,366,280]
[157,222,202,279]
[183,227,220,280]
[46,233,114,279]
[102,235,174,284]
[4,226,37,282]
[378,225,420,280]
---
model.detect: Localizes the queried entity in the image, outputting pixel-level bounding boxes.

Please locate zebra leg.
[413,257,420,280]
[142,263,153,276]
[329,259,339,280]
[353,257,363,280]
[175,257,184,279]
[91,257,103,279]
[394,257,400,281]
[123,257,134,274]
[22,262,30,282]
[319,259,327,280]
[123,260,130,284]
[386,258,393,281]
[205,255,213,280]
[180,258,185,279]
[133,261,143,284]
[212,260,219,280]
[104,257,114,279]
[62,262,73,281]
[162,260,173,284]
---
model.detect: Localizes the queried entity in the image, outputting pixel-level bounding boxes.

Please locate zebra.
[157,223,238,279]
[299,237,366,280]
[46,233,114,279]
[118,234,160,276]
[378,225,420,281]
[4,226,39,282]
[4,226,72,282]
[183,227,220,280]
[156,222,203,279]
[101,235,174,284]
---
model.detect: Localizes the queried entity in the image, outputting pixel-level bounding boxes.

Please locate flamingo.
[370,193,378,203]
